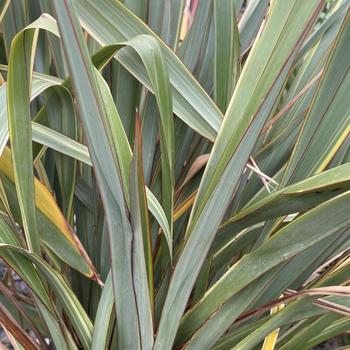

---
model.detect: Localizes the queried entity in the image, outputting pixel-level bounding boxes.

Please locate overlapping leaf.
[155,2,323,348]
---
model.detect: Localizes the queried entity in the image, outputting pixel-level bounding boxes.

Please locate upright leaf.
[154,2,323,348]
[282,7,350,185]
[130,119,154,348]
[7,19,41,253]
[51,1,141,347]
[91,272,114,350]
[213,0,240,112]
[75,0,223,141]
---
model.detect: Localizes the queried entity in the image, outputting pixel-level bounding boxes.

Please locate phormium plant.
[0,0,350,349]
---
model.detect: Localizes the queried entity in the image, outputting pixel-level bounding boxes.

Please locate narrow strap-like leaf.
[0,244,93,349]
[91,272,114,350]
[213,0,240,112]
[7,18,46,254]
[75,0,223,141]
[216,163,350,246]
[130,119,154,348]
[51,1,141,348]
[178,191,350,346]
[0,147,98,279]
[154,2,323,348]
[282,7,350,185]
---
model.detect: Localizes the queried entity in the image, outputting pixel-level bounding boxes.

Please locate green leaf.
[154,2,323,348]
[33,120,171,250]
[0,215,48,305]
[216,163,350,249]
[91,272,114,350]
[51,1,141,347]
[0,215,77,349]
[35,120,171,254]
[45,86,77,219]
[38,0,68,77]
[178,191,350,344]
[32,122,92,166]
[230,267,350,350]
[1,0,27,56]
[282,7,350,185]
[146,187,172,256]
[195,229,350,350]
[291,316,350,350]
[148,0,184,49]
[75,0,223,141]
[0,0,11,24]
[130,119,154,348]
[178,0,212,72]
[213,0,240,112]
[0,147,98,278]
[2,2,349,350]
[94,35,175,239]
[0,243,93,349]
[182,268,281,350]
[212,292,350,350]
[191,0,323,222]
[6,16,52,254]
[2,50,172,253]
[280,312,343,350]
[238,0,269,53]
[0,67,62,156]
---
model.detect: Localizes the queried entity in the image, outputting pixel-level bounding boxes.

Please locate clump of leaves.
[0,0,350,349]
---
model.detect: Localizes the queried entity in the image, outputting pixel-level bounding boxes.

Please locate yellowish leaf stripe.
[261,303,285,350]
[0,148,87,253]
[7,20,41,254]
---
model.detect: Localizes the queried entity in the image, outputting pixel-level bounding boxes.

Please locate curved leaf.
[0,147,97,278]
